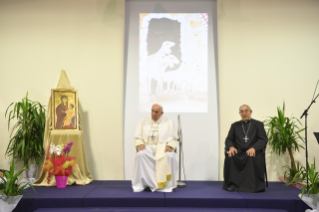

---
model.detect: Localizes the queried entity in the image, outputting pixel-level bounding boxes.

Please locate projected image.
[139,13,208,113]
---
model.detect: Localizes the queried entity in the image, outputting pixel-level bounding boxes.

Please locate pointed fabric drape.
[34,70,92,186]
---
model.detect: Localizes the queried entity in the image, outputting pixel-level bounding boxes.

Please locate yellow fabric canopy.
[34,70,92,186]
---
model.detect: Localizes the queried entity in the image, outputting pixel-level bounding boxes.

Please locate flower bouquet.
[42,141,78,188]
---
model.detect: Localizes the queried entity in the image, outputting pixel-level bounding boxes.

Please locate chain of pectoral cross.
[150,133,156,141]
[150,124,159,141]
[241,121,251,143]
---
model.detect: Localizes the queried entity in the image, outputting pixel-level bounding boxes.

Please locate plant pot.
[55,176,68,188]
[299,193,319,211]
[20,163,38,188]
[279,176,304,189]
[279,176,289,184]
[22,163,38,179]
[0,194,23,212]
[19,177,37,189]
[291,182,303,189]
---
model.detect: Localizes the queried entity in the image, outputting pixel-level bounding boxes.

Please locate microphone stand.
[177,115,186,187]
[300,90,319,191]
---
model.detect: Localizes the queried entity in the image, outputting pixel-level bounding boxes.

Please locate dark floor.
[13,181,310,212]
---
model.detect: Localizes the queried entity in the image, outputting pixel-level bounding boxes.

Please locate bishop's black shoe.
[226,187,235,192]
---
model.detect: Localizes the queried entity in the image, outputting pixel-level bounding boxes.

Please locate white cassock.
[132,116,178,192]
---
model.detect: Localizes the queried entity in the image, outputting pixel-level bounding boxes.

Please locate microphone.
[301,79,319,119]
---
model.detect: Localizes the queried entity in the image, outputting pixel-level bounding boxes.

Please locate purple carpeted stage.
[13,181,310,212]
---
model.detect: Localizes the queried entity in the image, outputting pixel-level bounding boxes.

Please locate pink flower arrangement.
[42,141,77,185]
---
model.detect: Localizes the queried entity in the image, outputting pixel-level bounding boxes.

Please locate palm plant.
[264,102,305,171]
[287,158,319,196]
[5,92,46,167]
[283,162,303,182]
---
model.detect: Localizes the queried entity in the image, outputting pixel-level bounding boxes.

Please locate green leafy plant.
[284,162,304,182]
[0,159,35,197]
[287,158,319,197]
[5,92,46,167]
[264,102,305,171]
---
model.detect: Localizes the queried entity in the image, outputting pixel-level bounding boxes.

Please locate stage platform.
[13,181,310,212]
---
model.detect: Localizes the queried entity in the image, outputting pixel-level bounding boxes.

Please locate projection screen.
[124,0,219,181]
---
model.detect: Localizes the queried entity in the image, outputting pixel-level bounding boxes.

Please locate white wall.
[1,0,319,181]
[0,0,125,180]
[218,0,319,181]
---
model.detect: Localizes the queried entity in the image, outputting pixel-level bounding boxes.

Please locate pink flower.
[62,141,74,154]
[63,146,71,154]
[67,142,74,148]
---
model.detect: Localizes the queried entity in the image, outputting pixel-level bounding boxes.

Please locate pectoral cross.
[244,136,249,143]
[151,133,156,141]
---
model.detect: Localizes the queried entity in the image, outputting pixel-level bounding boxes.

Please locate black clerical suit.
[223,118,268,193]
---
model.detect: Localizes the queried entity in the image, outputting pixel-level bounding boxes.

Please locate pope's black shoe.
[143,187,151,192]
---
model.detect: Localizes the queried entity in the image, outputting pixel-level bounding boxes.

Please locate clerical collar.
[242,119,251,124]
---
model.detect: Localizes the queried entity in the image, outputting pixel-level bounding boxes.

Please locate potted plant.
[282,162,304,189]
[286,159,319,211]
[41,141,78,188]
[0,159,35,212]
[264,102,305,175]
[5,92,46,180]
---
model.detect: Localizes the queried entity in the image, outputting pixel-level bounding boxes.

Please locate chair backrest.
[0,169,9,174]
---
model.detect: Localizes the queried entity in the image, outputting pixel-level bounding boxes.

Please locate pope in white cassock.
[132,104,178,192]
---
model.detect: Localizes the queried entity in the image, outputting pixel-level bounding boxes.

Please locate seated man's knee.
[136,150,147,159]
[166,151,175,160]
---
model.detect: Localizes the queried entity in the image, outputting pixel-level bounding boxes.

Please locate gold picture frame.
[51,89,78,130]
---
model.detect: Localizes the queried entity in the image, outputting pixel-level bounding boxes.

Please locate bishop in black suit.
[223,104,268,193]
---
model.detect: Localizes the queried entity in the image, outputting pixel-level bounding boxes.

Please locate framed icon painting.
[51,89,78,130]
